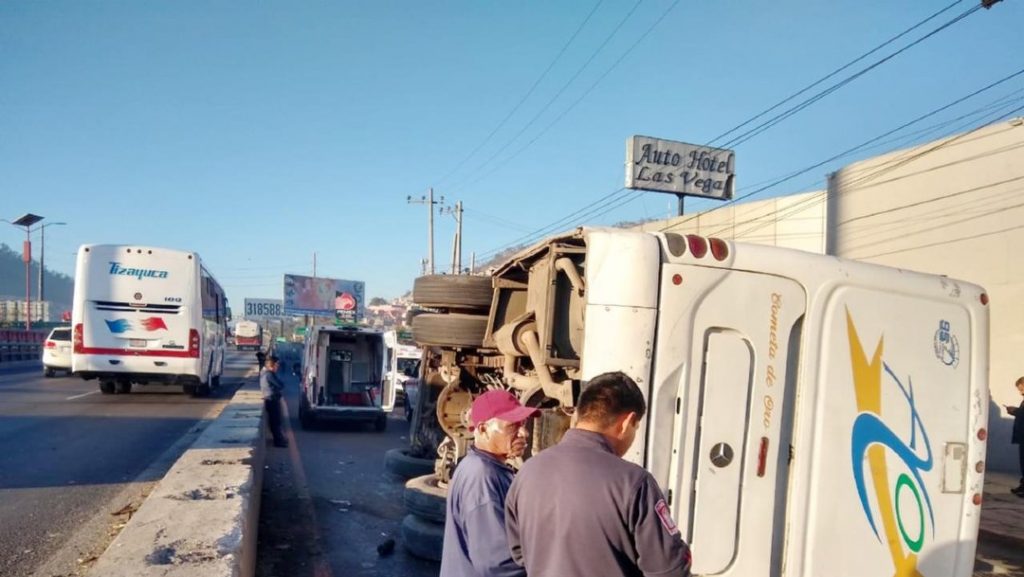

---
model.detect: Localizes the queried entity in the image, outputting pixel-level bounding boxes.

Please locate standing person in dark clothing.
[506,371,691,577]
[255,350,266,370]
[260,355,288,448]
[440,390,538,577]
[1006,376,1024,497]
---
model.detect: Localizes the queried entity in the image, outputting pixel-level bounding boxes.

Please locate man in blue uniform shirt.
[506,371,692,577]
[440,390,539,577]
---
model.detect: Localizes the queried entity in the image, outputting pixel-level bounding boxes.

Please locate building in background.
[0,299,51,324]
[636,117,1024,473]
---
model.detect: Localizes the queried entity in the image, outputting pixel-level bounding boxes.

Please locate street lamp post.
[5,214,44,330]
[38,222,66,321]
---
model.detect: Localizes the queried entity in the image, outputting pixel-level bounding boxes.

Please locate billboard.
[283,274,365,321]
[625,135,735,200]
[244,298,285,320]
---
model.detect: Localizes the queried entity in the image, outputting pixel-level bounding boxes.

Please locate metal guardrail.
[0,329,46,363]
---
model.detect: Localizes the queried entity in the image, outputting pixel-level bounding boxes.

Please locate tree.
[369,297,388,306]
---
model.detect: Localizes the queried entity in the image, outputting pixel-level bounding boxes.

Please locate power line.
[663,70,1024,236]
[476,187,629,258]
[707,0,967,147]
[842,188,1024,255]
[835,183,1024,243]
[432,0,607,187]
[723,104,1024,241]
[718,3,985,150]
[857,221,1024,260]
[462,207,534,233]
[455,0,685,194]
[468,2,1005,262]
[447,0,646,192]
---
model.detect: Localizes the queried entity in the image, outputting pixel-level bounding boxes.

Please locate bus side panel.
[649,265,805,577]
[792,287,982,577]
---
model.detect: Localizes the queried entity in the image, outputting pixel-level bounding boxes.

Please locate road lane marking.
[67,390,100,400]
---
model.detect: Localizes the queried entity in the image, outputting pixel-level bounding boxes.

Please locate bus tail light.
[73,324,83,354]
[189,329,201,358]
[709,237,729,261]
[686,235,708,259]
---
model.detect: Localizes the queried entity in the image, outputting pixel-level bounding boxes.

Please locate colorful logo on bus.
[108,261,169,280]
[105,318,169,333]
[846,310,934,577]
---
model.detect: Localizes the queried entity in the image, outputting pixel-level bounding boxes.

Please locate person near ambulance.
[505,371,692,577]
[1007,376,1024,497]
[260,355,288,448]
[440,390,539,577]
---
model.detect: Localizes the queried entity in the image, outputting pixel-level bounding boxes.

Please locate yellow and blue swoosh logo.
[846,309,934,577]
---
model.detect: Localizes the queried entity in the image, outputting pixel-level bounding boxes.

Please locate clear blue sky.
[2,1,1022,307]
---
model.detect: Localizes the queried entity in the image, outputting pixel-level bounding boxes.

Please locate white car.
[42,326,73,377]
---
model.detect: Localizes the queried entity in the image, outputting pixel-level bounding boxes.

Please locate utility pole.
[442,200,463,274]
[38,222,66,320]
[470,251,476,274]
[407,189,445,275]
[455,201,463,274]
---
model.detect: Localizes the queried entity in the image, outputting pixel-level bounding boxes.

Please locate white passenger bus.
[71,244,228,396]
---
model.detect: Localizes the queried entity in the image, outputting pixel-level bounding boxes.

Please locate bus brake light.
[189,329,201,358]
[73,324,83,354]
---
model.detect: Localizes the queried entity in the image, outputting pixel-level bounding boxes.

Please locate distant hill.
[0,243,74,316]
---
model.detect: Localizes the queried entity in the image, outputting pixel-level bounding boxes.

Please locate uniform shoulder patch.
[654,499,679,535]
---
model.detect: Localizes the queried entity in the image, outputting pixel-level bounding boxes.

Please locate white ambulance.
[298,325,395,431]
[71,244,227,396]
[410,228,989,577]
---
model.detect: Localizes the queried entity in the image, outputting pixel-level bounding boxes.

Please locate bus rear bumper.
[73,355,202,383]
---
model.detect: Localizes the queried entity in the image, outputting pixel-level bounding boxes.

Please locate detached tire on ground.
[413,275,493,310]
[404,474,447,524]
[411,313,488,348]
[385,448,435,479]
[401,513,444,562]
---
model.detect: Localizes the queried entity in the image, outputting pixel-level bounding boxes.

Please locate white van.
[410,228,989,577]
[298,325,394,431]
[384,330,423,420]
[71,244,227,396]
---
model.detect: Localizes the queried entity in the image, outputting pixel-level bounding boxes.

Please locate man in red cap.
[440,390,539,577]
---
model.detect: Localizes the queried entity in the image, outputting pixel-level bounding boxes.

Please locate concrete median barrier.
[87,383,266,577]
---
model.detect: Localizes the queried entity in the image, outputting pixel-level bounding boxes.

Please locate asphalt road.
[0,351,255,577]
[257,372,438,577]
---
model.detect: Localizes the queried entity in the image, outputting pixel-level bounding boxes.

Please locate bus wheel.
[99,381,116,395]
[115,381,132,394]
[182,384,197,396]
[194,384,211,397]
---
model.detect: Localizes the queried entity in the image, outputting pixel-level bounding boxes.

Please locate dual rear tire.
[411,275,492,349]
[99,380,131,394]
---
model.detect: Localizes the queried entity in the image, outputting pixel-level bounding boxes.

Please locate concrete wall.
[87,385,265,577]
[635,190,827,254]
[829,117,1024,474]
